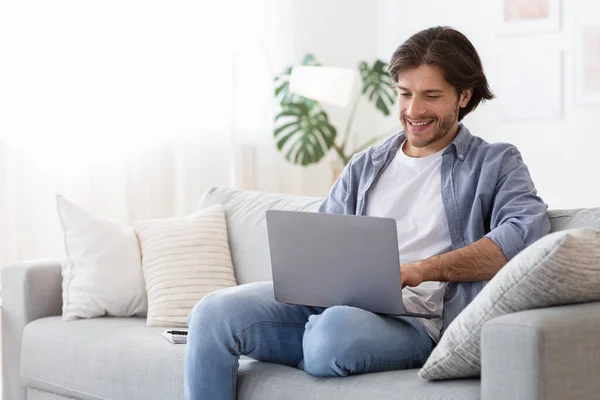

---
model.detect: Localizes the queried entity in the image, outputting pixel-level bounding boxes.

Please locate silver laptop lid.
[265,210,406,315]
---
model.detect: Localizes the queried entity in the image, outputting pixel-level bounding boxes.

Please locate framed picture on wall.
[574,16,600,105]
[497,0,561,35]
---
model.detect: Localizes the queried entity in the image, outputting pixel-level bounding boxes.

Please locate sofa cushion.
[236,360,480,400]
[21,317,480,400]
[549,208,600,232]
[419,228,600,380]
[22,317,186,400]
[198,187,323,284]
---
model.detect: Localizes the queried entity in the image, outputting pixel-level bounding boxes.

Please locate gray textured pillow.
[419,228,600,380]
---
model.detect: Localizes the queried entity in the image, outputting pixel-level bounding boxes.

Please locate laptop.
[265,210,440,318]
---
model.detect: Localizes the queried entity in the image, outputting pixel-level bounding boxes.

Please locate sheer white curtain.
[0,0,297,266]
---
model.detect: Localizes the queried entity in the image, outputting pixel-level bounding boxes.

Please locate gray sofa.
[3,186,600,400]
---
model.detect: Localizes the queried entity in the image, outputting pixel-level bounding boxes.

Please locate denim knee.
[302,306,364,377]
[187,287,248,340]
[187,283,278,343]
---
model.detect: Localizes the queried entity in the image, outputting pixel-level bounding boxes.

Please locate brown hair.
[388,26,494,121]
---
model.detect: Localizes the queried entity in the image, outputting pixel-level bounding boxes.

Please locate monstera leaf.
[274,54,321,106]
[274,101,336,166]
[358,60,396,116]
[273,54,395,168]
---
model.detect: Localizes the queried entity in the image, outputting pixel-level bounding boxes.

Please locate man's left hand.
[401,262,425,288]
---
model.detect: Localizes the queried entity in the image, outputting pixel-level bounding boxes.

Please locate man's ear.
[459,89,473,108]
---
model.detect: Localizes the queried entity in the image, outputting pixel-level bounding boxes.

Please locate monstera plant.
[274,54,397,167]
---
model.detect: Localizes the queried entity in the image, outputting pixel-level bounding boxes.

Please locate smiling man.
[184,26,550,400]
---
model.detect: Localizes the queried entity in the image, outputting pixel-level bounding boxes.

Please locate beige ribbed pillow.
[134,204,237,327]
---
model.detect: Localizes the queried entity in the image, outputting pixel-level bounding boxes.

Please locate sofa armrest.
[2,260,62,400]
[481,302,600,400]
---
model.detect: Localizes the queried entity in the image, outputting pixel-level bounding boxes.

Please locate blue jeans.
[184,282,433,400]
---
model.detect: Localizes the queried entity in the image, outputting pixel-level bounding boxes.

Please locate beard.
[401,102,459,148]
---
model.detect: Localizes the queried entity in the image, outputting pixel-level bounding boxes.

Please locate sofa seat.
[21,317,480,400]
[22,317,185,400]
[235,360,480,400]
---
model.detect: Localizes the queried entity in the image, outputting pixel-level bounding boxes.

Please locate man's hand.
[400,262,425,288]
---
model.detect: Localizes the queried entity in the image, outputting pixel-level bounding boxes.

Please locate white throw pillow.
[57,195,147,321]
[419,228,600,380]
[134,204,237,327]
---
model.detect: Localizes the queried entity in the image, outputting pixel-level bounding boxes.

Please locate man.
[184,26,550,399]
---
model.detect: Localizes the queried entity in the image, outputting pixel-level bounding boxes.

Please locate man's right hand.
[400,262,424,288]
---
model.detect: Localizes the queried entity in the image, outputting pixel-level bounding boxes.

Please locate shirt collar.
[447,123,473,161]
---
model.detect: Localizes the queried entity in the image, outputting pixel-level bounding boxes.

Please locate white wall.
[377,0,600,209]
[277,0,380,197]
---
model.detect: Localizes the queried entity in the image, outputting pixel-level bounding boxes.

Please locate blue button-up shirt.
[318,123,551,332]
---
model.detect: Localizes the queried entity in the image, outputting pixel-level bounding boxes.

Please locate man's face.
[396,64,469,151]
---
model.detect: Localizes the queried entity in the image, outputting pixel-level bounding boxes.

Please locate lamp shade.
[288,65,356,107]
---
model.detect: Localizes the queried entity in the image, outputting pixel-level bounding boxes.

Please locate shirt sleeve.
[484,147,551,261]
[318,157,354,215]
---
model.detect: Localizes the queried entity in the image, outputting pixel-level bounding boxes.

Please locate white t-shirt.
[365,141,452,342]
